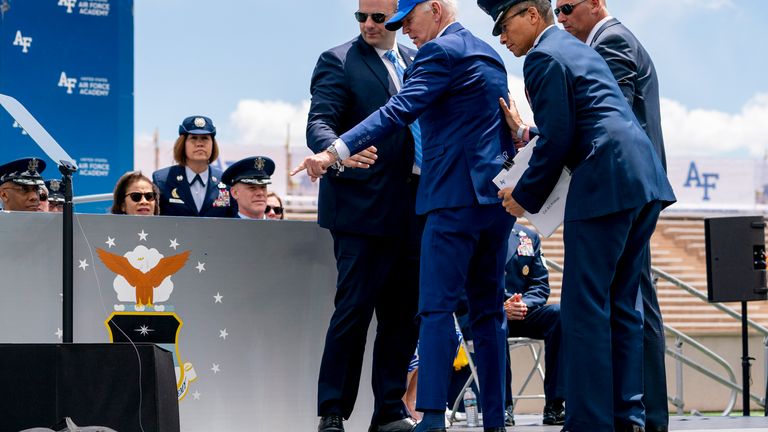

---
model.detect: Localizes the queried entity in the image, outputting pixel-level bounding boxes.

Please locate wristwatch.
[325,145,344,172]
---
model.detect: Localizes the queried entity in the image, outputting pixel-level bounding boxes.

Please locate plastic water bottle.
[464,386,479,427]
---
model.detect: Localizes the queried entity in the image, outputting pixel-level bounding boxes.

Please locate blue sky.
[134,0,768,169]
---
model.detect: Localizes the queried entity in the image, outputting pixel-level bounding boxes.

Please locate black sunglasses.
[265,205,284,215]
[554,0,587,17]
[354,11,387,24]
[126,192,157,203]
[40,193,48,201]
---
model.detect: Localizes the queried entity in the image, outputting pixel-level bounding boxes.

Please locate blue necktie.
[190,174,203,187]
[384,50,422,169]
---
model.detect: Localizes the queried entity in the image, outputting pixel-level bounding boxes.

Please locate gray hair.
[421,0,458,16]
[517,0,553,24]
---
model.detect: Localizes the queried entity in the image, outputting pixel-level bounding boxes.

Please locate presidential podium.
[0,343,179,432]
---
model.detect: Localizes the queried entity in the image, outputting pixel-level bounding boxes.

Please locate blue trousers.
[415,204,514,428]
[640,243,669,429]
[560,201,662,432]
[505,304,564,405]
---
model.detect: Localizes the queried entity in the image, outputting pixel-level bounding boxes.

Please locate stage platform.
[448,415,767,431]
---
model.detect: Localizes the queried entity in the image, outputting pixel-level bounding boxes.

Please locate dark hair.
[267,191,285,220]
[111,171,160,215]
[523,0,554,24]
[172,134,220,166]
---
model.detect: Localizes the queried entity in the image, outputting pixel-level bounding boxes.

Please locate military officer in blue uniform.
[45,179,65,212]
[153,116,233,217]
[478,1,676,431]
[0,157,46,212]
[502,223,563,426]
[221,156,275,220]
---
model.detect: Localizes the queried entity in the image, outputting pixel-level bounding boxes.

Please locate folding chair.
[507,337,546,413]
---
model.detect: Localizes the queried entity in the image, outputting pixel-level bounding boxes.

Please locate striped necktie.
[384,49,422,169]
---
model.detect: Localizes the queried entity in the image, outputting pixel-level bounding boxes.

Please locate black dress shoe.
[368,417,417,432]
[646,425,668,432]
[504,404,515,426]
[484,428,507,432]
[542,401,565,425]
[318,415,344,432]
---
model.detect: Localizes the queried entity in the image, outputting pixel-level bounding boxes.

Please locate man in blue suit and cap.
[221,156,275,220]
[0,157,46,212]
[293,1,515,430]
[477,0,676,431]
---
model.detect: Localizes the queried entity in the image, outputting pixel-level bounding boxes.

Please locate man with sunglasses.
[478,1,675,431]
[305,1,421,431]
[0,157,46,212]
[221,156,275,220]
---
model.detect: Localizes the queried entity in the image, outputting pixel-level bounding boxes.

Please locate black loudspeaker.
[0,343,179,432]
[705,216,768,303]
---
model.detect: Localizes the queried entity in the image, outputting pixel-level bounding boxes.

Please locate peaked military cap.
[179,115,216,136]
[45,179,65,203]
[0,157,46,186]
[477,0,546,36]
[221,156,275,186]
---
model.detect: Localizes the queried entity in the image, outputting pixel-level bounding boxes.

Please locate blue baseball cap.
[222,156,275,186]
[385,0,423,31]
[178,115,216,136]
[0,157,46,186]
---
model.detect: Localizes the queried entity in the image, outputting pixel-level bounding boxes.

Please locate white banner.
[667,158,757,210]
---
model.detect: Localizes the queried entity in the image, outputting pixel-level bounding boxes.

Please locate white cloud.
[229,99,310,148]
[506,73,767,159]
[661,93,768,158]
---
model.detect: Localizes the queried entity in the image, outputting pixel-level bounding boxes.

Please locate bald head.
[555,0,609,42]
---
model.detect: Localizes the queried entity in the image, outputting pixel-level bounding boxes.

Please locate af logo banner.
[667,157,756,210]
[96,233,199,400]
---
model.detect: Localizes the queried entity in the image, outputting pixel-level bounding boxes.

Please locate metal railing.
[543,258,768,416]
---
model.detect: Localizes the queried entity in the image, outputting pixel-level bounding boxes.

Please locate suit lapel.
[590,18,620,47]
[200,170,219,214]
[170,166,199,216]
[357,36,398,96]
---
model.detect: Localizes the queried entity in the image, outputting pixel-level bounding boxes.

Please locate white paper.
[493,136,571,238]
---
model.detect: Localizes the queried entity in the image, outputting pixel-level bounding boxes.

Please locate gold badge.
[194,117,206,128]
[171,188,180,199]
[49,179,61,192]
[254,157,265,171]
[28,158,39,172]
[522,265,530,276]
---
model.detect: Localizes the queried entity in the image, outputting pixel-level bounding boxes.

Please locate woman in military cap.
[151,115,233,217]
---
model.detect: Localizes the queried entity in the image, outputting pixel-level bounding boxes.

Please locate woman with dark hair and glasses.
[111,171,160,216]
[265,192,285,220]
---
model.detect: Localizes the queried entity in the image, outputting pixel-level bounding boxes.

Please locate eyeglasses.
[499,7,531,33]
[554,0,587,17]
[265,205,284,215]
[354,11,387,24]
[126,192,157,203]
[40,193,48,201]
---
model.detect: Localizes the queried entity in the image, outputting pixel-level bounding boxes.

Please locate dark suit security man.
[294,1,515,430]
[502,224,564,426]
[305,0,421,431]
[479,1,676,431]
[0,157,46,212]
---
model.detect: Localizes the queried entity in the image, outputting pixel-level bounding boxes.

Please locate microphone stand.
[59,160,77,343]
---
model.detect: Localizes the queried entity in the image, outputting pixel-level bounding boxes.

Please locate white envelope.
[493,136,571,238]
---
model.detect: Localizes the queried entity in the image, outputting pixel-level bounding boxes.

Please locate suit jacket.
[592,18,666,171]
[152,165,233,217]
[306,35,417,235]
[339,23,513,215]
[504,224,549,313]
[513,27,674,222]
